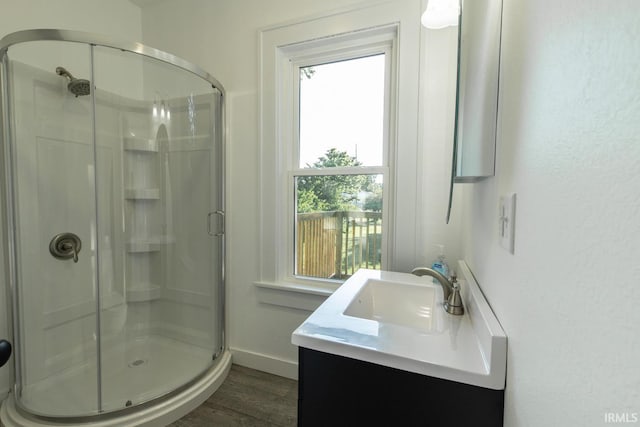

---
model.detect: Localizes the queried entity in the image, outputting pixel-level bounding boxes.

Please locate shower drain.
[128,358,148,368]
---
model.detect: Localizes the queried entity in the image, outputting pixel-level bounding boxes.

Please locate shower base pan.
[0,335,231,426]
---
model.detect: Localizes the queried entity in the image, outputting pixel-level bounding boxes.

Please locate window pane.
[299,55,385,168]
[294,174,383,280]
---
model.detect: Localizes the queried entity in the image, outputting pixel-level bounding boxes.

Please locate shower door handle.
[207,211,225,236]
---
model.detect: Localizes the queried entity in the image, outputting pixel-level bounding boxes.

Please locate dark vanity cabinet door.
[298,347,504,427]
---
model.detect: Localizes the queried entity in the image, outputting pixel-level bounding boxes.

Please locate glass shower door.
[5,40,101,417]
[92,46,224,412]
[4,39,223,418]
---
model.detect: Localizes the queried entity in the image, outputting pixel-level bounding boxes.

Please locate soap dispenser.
[431,244,449,279]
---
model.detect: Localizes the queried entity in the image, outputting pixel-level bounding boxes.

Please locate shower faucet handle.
[49,232,82,263]
[61,241,79,262]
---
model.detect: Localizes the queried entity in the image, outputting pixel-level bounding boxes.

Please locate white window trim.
[258,0,421,301]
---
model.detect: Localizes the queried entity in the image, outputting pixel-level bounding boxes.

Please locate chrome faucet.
[411,267,464,315]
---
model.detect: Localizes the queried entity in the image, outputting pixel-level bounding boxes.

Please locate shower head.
[55,66,91,97]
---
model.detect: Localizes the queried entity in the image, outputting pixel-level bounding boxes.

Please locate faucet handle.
[444,286,464,315]
[444,273,464,315]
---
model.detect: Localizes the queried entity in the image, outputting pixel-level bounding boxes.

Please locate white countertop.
[291,261,507,390]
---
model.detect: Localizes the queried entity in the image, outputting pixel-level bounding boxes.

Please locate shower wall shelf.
[123,136,158,152]
[123,121,165,310]
[124,188,160,200]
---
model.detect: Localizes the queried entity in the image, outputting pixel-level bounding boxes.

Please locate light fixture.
[421,0,460,29]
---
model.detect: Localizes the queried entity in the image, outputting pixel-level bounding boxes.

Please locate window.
[259,2,421,297]
[294,55,389,281]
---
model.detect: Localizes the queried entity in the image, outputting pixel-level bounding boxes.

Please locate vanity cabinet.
[298,347,504,427]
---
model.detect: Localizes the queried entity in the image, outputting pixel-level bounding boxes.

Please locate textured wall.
[461,0,640,425]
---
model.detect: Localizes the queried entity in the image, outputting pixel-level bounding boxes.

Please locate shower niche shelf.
[124,188,160,200]
[123,136,158,152]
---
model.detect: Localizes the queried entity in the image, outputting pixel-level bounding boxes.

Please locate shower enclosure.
[0,30,226,422]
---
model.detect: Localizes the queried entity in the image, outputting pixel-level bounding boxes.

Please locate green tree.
[297,148,374,213]
[363,182,383,212]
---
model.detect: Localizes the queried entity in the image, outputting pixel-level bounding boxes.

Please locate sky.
[298,54,385,168]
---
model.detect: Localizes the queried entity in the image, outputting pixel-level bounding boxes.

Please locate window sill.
[254,281,334,312]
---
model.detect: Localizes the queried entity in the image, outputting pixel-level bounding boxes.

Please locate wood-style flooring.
[169,364,298,427]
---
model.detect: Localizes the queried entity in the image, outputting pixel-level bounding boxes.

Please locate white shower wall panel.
[10,60,126,386]
[164,149,213,296]
[114,88,220,352]
[155,94,219,350]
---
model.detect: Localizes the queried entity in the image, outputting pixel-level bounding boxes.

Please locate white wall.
[461,0,640,426]
[0,0,142,400]
[0,1,141,41]
[418,22,463,268]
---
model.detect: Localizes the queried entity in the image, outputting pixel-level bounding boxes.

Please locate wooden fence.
[296,211,382,280]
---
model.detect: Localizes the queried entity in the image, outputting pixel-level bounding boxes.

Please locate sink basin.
[343,279,438,332]
[292,263,507,390]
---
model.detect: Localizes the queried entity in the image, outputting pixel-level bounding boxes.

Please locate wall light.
[421,0,460,29]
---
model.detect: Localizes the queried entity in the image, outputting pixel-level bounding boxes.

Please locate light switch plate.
[499,193,516,253]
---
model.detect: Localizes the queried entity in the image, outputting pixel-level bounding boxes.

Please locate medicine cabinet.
[447,0,504,221]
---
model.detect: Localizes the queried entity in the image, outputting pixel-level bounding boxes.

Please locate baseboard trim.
[230,347,298,380]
